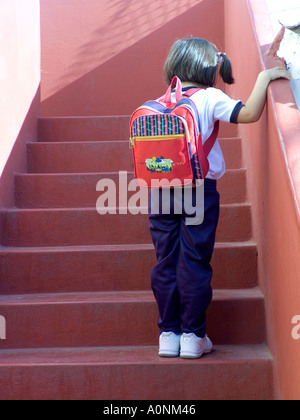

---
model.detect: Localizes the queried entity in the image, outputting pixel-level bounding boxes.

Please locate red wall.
[3,0,299,399]
[40,0,225,116]
[225,0,300,400]
[0,0,40,209]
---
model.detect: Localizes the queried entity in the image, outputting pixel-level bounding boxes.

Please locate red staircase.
[0,116,274,400]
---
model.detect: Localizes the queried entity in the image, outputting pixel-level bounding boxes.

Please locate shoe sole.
[180,348,212,359]
[159,351,180,358]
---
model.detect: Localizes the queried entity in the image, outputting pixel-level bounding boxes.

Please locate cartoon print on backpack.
[146,157,174,173]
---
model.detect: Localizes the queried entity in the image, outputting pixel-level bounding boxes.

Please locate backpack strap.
[163,77,183,104]
[183,88,202,97]
[160,84,220,159]
[183,88,220,158]
[203,120,219,157]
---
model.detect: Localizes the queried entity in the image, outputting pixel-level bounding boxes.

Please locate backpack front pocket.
[131,134,194,187]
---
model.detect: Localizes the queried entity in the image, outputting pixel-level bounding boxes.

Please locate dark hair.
[163,38,235,87]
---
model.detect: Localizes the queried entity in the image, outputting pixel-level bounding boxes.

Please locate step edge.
[0,343,273,366]
[0,202,252,214]
[0,240,257,254]
[35,138,242,143]
[15,168,247,178]
[0,287,264,305]
[28,140,132,146]
[38,115,131,121]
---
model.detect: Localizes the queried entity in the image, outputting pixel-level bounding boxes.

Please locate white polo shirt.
[172,87,244,180]
[189,88,243,179]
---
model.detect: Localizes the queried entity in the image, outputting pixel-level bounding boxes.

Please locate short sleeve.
[230,102,245,124]
[207,88,243,124]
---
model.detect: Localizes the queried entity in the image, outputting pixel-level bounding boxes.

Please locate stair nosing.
[0,287,263,305]
[1,202,252,214]
[0,343,272,366]
[0,240,257,253]
[15,168,247,177]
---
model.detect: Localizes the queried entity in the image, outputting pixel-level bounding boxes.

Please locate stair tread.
[37,115,239,142]
[0,240,256,253]
[0,286,265,348]
[27,138,242,173]
[0,344,273,400]
[0,343,272,365]
[15,169,247,207]
[0,204,253,246]
[0,240,258,294]
[30,139,242,145]
[1,202,251,213]
[0,287,263,305]
[15,168,247,176]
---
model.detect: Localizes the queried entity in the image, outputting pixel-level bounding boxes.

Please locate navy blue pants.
[149,179,220,338]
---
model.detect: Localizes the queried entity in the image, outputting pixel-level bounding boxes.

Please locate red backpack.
[129,77,219,188]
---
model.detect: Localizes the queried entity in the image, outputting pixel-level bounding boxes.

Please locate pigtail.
[219,53,235,85]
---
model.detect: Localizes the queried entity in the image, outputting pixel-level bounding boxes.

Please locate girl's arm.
[237,67,292,124]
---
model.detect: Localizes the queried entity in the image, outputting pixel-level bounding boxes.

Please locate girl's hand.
[263,67,292,82]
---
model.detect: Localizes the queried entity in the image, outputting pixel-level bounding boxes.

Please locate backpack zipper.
[130,134,185,149]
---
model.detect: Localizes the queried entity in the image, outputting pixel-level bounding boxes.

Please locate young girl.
[149,38,291,359]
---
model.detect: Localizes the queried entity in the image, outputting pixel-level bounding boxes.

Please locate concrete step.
[15,169,247,209]
[27,138,242,174]
[0,204,252,247]
[38,116,239,142]
[0,110,272,401]
[0,241,258,294]
[0,344,273,400]
[0,288,265,349]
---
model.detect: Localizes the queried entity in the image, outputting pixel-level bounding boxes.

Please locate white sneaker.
[159,332,181,357]
[180,333,213,359]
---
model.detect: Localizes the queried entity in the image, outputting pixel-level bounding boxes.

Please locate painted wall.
[3,0,299,399]
[0,0,41,208]
[225,0,300,400]
[40,0,225,116]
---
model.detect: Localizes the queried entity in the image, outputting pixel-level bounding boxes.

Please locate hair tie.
[217,52,226,63]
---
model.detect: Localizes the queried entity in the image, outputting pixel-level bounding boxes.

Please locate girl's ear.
[219,53,235,85]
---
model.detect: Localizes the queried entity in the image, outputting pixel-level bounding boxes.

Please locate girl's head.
[163,38,235,87]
